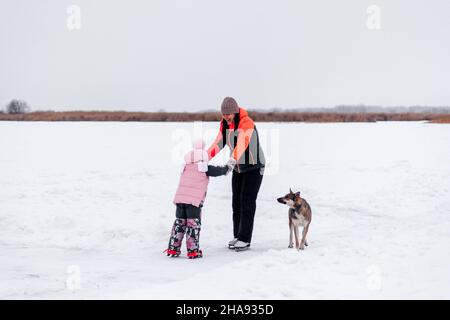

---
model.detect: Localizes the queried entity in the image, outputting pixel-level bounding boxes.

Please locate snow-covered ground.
[0,121,449,299]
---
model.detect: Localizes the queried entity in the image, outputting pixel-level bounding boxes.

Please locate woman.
[207,97,265,251]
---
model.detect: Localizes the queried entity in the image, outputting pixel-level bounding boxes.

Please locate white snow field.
[0,121,449,299]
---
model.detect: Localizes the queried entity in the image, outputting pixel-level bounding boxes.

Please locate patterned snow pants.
[167,203,202,253]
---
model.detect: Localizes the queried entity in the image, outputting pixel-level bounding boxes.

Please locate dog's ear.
[289,188,294,194]
[295,191,301,197]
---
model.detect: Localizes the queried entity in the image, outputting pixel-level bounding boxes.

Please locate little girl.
[165,138,235,259]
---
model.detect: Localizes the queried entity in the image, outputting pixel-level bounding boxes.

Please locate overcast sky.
[1,0,449,112]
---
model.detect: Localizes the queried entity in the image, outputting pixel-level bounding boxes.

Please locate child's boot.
[187,249,203,259]
[165,218,186,257]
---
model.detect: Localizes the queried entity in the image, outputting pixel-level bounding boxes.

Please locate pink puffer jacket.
[173,139,210,208]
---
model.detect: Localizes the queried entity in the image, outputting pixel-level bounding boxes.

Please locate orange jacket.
[207,108,265,173]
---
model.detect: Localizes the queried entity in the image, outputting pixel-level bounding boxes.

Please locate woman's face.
[222,113,235,124]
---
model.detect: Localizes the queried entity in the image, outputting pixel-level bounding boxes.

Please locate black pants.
[175,203,202,219]
[232,168,264,243]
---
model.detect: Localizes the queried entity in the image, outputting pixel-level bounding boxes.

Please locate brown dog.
[277,189,312,250]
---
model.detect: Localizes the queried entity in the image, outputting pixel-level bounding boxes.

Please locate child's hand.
[197,161,208,172]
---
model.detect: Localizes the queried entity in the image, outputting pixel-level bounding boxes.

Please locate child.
[165,138,235,259]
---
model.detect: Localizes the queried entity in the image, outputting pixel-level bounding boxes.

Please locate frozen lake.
[0,121,449,299]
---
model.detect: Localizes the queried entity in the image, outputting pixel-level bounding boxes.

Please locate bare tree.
[6,99,30,114]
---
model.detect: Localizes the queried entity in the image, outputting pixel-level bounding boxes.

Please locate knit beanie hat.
[193,138,205,150]
[184,138,208,164]
[221,97,239,114]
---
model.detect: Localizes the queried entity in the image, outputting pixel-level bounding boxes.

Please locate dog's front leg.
[299,223,309,250]
[293,225,300,250]
[288,219,294,248]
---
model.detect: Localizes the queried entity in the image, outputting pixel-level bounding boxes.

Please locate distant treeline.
[268,105,450,114]
[1,110,450,123]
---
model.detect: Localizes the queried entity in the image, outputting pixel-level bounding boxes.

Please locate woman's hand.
[226,157,237,174]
